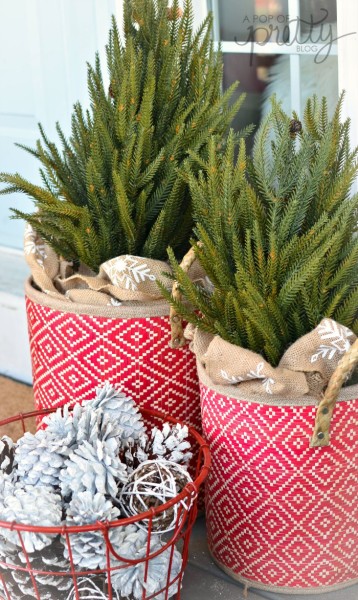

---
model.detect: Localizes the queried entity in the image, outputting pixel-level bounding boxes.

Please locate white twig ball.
[119,459,193,533]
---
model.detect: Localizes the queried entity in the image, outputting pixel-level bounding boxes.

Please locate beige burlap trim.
[210,550,358,595]
[24,224,205,310]
[188,318,358,400]
[197,361,358,406]
[25,278,171,319]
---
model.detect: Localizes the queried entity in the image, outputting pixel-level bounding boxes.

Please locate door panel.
[0,0,116,249]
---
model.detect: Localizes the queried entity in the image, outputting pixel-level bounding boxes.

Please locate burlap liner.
[24,224,205,315]
[187,319,358,402]
[210,550,358,595]
[25,278,171,319]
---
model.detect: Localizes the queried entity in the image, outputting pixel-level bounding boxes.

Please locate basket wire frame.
[0,408,210,600]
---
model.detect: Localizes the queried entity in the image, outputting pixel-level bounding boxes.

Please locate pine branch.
[2,0,243,270]
[165,96,358,365]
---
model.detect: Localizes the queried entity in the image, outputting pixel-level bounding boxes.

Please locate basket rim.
[0,407,210,534]
[197,361,358,406]
[25,276,171,318]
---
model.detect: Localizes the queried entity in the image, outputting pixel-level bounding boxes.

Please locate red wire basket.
[0,408,210,600]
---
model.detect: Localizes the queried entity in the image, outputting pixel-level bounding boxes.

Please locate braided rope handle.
[310,337,358,447]
[169,245,198,348]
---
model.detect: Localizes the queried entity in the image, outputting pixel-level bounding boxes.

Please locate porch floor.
[1,376,357,600]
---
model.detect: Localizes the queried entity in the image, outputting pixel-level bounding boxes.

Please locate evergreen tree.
[0,0,244,272]
[163,95,358,366]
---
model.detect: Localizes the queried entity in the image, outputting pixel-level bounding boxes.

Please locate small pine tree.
[0,0,244,272]
[163,95,358,367]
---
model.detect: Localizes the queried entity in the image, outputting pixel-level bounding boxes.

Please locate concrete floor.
[1,378,358,600]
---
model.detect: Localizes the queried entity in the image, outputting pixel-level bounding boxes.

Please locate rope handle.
[169,245,198,348]
[310,337,358,447]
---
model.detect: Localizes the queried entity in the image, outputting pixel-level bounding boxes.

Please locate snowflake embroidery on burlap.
[24,223,47,268]
[220,370,244,384]
[311,319,353,363]
[247,362,275,394]
[221,362,275,394]
[105,256,156,291]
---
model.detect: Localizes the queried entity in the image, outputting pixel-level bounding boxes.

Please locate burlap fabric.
[24,224,204,306]
[185,318,357,399]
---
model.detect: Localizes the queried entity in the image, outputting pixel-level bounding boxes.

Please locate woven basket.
[197,339,358,594]
[0,407,210,600]
[25,278,200,433]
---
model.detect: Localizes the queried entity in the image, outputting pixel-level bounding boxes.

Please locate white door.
[0,0,118,381]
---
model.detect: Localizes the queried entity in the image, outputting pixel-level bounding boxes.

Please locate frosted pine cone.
[13,538,73,595]
[76,407,124,446]
[89,383,145,446]
[2,537,73,600]
[60,438,128,498]
[110,524,182,600]
[65,491,120,570]
[0,576,19,600]
[15,430,65,487]
[124,423,192,471]
[0,535,17,561]
[0,436,16,475]
[122,433,150,472]
[0,485,62,552]
[150,423,192,465]
[11,568,53,599]
[42,404,80,452]
[0,468,16,498]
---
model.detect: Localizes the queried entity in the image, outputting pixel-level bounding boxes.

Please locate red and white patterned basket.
[199,340,358,594]
[25,279,201,433]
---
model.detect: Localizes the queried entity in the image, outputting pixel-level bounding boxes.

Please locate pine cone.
[150,423,192,465]
[0,575,19,600]
[15,538,73,594]
[89,383,145,447]
[124,423,192,471]
[0,485,62,553]
[110,524,182,600]
[60,438,128,498]
[0,534,17,561]
[0,469,16,500]
[65,491,120,570]
[0,436,16,475]
[76,406,124,446]
[122,433,150,472]
[289,118,303,137]
[11,568,53,599]
[15,430,66,487]
[42,404,79,452]
[119,460,192,532]
[5,539,72,599]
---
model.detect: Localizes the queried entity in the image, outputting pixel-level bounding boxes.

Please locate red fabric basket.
[25,279,201,432]
[198,346,358,595]
[0,407,210,600]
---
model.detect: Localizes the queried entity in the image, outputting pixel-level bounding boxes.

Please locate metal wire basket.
[0,408,210,600]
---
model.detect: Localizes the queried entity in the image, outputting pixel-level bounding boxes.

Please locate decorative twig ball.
[119,460,193,533]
